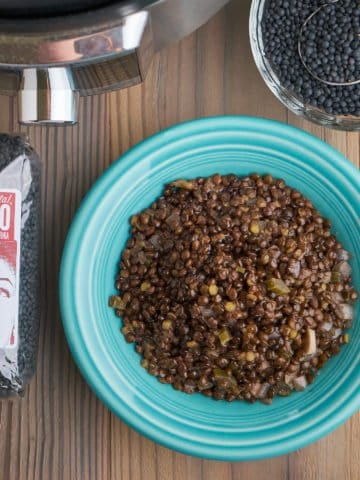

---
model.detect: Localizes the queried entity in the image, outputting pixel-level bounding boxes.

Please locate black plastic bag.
[0,134,41,396]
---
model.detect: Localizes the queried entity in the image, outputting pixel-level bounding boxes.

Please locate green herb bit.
[213,368,228,379]
[218,328,232,346]
[109,295,126,310]
[236,266,245,274]
[331,271,342,283]
[140,281,151,292]
[266,278,290,295]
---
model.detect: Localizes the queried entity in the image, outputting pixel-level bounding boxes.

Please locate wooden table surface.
[0,1,358,479]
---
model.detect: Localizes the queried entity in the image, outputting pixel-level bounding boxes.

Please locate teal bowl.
[60,116,360,461]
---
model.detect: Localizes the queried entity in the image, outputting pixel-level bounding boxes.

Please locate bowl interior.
[61,116,360,460]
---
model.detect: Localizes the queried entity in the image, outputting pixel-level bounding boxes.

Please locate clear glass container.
[249,0,360,131]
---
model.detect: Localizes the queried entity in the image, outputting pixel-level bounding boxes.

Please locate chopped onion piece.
[332,292,344,304]
[288,260,301,278]
[249,382,262,397]
[284,373,296,385]
[320,321,333,332]
[332,328,343,339]
[258,359,270,372]
[337,249,350,261]
[335,304,354,321]
[199,306,216,318]
[333,261,351,281]
[293,375,308,391]
[258,383,271,399]
[149,234,161,248]
[303,328,317,356]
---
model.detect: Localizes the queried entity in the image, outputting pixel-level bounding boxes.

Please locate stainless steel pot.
[0,0,229,124]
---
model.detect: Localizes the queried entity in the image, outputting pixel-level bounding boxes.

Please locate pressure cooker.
[0,0,229,124]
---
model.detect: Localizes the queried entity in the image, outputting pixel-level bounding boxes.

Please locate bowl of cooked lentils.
[60,116,360,460]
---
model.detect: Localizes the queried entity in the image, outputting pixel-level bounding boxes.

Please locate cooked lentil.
[110,173,357,404]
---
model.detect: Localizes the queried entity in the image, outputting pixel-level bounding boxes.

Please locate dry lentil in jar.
[109,173,358,404]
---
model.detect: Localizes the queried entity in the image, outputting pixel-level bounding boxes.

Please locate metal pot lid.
[0,0,154,17]
[0,0,110,16]
[0,0,157,66]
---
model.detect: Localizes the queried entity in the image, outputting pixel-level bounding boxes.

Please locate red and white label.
[0,190,21,349]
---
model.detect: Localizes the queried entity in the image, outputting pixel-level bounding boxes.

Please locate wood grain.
[0,1,358,479]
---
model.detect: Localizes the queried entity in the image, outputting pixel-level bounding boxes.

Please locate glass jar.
[249,0,360,131]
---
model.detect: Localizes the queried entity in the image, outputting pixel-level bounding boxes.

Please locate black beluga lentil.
[110,174,357,404]
[0,135,41,397]
[300,1,360,85]
[262,0,360,116]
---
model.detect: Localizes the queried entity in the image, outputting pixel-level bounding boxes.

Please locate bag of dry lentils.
[0,134,41,397]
